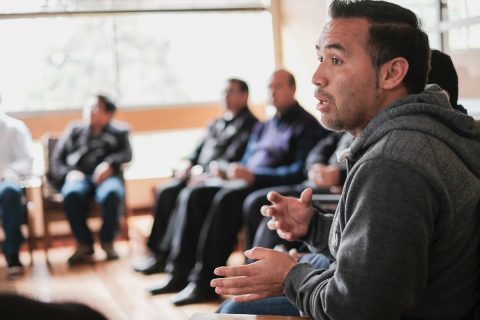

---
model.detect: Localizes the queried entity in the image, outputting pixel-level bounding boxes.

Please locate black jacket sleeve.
[49,123,78,187]
[103,126,133,170]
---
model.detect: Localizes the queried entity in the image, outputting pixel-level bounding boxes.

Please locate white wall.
[279,0,329,117]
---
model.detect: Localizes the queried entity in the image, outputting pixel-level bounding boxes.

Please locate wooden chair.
[21,179,40,265]
[41,134,130,263]
[312,187,342,211]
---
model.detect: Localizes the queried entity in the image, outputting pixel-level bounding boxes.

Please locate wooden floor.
[0,215,235,320]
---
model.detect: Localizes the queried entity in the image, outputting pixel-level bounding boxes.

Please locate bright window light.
[0,11,274,112]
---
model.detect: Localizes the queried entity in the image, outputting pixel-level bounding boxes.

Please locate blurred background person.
[50,95,132,265]
[0,94,34,275]
[134,78,258,275]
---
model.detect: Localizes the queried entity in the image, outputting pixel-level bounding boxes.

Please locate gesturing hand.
[211,247,297,302]
[261,188,315,241]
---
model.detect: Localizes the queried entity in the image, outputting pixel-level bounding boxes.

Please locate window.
[394,0,441,49]
[396,0,480,115]
[441,0,480,50]
[440,0,480,115]
[0,3,274,112]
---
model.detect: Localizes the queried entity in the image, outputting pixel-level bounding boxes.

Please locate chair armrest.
[311,193,342,204]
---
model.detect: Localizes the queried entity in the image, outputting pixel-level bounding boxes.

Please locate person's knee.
[95,177,124,203]
[214,188,239,208]
[63,190,87,204]
[0,185,22,204]
[242,191,267,221]
[217,299,245,314]
[61,179,89,199]
[157,180,184,198]
[181,185,199,201]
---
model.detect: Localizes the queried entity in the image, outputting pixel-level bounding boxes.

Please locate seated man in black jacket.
[50,95,132,265]
[134,78,258,275]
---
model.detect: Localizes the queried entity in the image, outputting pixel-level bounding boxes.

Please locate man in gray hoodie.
[211,1,480,319]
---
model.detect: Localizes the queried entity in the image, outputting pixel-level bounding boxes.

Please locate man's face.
[223,81,247,113]
[83,98,112,129]
[313,18,382,136]
[268,70,296,113]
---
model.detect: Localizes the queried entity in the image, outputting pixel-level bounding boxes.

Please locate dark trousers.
[187,181,260,286]
[0,181,24,257]
[165,183,222,279]
[146,179,186,256]
[61,176,124,246]
[165,180,258,286]
[243,184,307,252]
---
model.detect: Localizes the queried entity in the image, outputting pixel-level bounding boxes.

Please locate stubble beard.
[319,106,347,133]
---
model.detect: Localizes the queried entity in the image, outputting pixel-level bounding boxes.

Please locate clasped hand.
[92,162,113,185]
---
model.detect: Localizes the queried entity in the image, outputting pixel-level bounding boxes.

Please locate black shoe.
[147,274,188,295]
[171,282,218,306]
[6,254,24,276]
[68,245,94,265]
[101,242,119,261]
[134,255,165,275]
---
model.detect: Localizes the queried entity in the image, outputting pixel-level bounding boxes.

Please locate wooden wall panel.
[19,103,266,139]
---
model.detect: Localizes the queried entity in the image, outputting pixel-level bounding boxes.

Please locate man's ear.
[378,57,409,90]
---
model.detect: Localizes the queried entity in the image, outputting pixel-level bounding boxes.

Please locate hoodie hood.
[347,85,480,178]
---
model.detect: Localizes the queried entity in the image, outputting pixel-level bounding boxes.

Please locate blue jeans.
[298,252,331,269]
[0,181,24,256]
[217,296,300,316]
[217,253,331,316]
[61,176,124,246]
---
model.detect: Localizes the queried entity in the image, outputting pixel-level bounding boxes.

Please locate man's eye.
[331,57,342,65]
[318,56,324,63]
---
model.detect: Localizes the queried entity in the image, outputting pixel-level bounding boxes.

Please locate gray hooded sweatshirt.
[284,86,480,320]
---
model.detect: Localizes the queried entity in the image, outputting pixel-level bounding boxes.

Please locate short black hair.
[428,50,467,114]
[330,0,431,94]
[228,78,249,94]
[96,95,117,113]
[428,50,458,107]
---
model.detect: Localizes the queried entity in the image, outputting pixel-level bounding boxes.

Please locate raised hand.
[261,188,315,241]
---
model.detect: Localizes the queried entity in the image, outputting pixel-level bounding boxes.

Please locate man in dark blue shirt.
[148,69,329,306]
